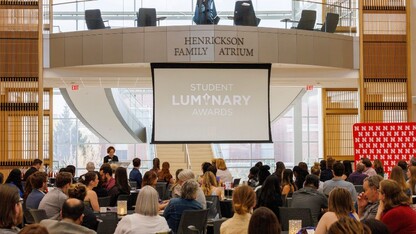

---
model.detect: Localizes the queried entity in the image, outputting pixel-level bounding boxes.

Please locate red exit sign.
[71,84,79,91]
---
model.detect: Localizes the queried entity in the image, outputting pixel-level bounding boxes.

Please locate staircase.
[155,144,214,177]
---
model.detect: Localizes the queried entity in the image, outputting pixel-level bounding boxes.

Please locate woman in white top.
[115,185,170,234]
[79,171,100,212]
[315,187,359,234]
[216,158,233,183]
[201,171,224,200]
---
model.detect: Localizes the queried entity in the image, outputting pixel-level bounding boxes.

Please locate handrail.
[184,144,191,170]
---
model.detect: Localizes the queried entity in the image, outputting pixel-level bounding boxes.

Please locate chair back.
[193,0,220,25]
[278,207,314,231]
[213,218,227,234]
[117,194,129,201]
[205,195,221,219]
[85,9,106,30]
[23,201,35,224]
[137,8,157,27]
[219,200,234,218]
[354,185,364,194]
[177,209,209,234]
[29,209,48,223]
[321,13,339,33]
[233,1,260,26]
[98,196,111,207]
[96,212,118,234]
[156,181,169,200]
[130,181,137,189]
[296,10,316,30]
[233,178,241,187]
[127,192,139,210]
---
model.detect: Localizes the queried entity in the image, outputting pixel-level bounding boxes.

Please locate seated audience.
[357,175,383,221]
[362,158,377,177]
[5,168,24,198]
[67,183,99,231]
[79,172,100,212]
[291,174,328,225]
[92,171,108,198]
[373,159,385,178]
[375,179,416,233]
[311,162,324,190]
[170,169,183,198]
[201,171,224,200]
[142,171,158,188]
[198,162,212,184]
[361,218,391,234]
[315,188,359,234]
[247,166,260,188]
[19,224,49,234]
[163,180,203,233]
[323,162,357,203]
[40,198,96,234]
[216,158,233,183]
[281,169,296,197]
[177,169,206,209]
[397,160,408,181]
[114,186,170,234]
[273,161,285,183]
[347,163,368,185]
[220,185,256,234]
[410,156,416,167]
[343,160,353,179]
[157,162,174,184]
[108,167,131,207]
[0,184,23,233]
[328,217,371,234]
[129,158,142,189]
[248,207,281,234]
[255,165,271,191]
[256,175,283,219]
[320,158,334,182]
[407,166,416,195]
[389,166,411,197]
[150,158,160,174]
[23,159,43,181]
[99,163,115,191]
[39,172,72,220]
[25,172,47,209]
[65,165,76,181]
[86,162,95,172]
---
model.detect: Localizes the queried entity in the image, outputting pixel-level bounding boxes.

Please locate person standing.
[23,159,43,181]
[103,146,119,163]
[129,158,142,189]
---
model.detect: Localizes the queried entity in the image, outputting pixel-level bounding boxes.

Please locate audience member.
[347,163,368,185]
[19,224,49,234]
[298,162,309,172]
[256,175,283,219]
[67,183,99,231]
[5,168,24,198]
[361,218,391,234]
[198,162,212,184]
[163,180,202,233]
[39,172,72,220]
[397,160,408,181]
[373,159,385,178]
[92,171,108,197]
[376,179,416,233]
[40,198,96,234]
[23,159,43,181]
[216,158,233,183]
[389,166,411,197]
[86,162,95,172]
[315,188,359,234]
[254,161,263,168]
[281,169,296,197]
[255,165,271,191]
[220,185,256,234]
[25,172,47,209]
[311,162,324,190]
[177,169,206,209]
[248,207,281,234]
[320,159,333,182]
[0,172,3,184]
[357,175,383,221]
[65,165,76,179]
[322,162,357,203]
[114,186,169,234]
[79,172,100,212]
[247,166,260,188]
[407,166,416,195]
[103,146,119,163]
[0,184,23,233]
[327,217,371,234]
[201,171,224,200]
[129,158,142,189]
[108,167,131,207]
[99,163,115,191]
[150,158,160,174]
[170,169,183,198]
[141,171,158,188]
[361,158,377,177]
[293,166,308,190]
[157,162,174,184]
[291,174,328,225]
[343,160,353,179]
[273,161,285,183]
[410,156,416,167]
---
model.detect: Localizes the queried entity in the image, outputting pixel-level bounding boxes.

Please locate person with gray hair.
[357,175,383,221]
[177,169,206,209]
[163,180,203,233]
[347,163,368,185]
[86,162,95,172]
[114,186,169,234]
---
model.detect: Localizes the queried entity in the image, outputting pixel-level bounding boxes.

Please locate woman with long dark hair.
[281,169,296,197]
[108,167,131,206]
[157,162,174,184]
[256,175,283,219]
[5,168,24,198]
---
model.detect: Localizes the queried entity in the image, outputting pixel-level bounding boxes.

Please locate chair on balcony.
[193,0,220,25]
[293,10,316,30]
[233,1,260,26]
[136,8,157,27]
[85,9,110,30]
[319,12,339,33]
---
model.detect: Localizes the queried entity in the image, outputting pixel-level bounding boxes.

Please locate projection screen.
[151,63,272,143]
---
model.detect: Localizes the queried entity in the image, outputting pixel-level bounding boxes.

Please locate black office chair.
[96,212,118,234]
[136,8,156,27]
[205,195,222,220]
[278,207,314,231]
[193,0,220,25]
[29,209,48,223]
[177,209,209,234]
[156,181,169,200]
[219,200,234,218]
[354,185,364,194]
[233,1,260,26]
[320,12,339,33]
[85,9,110,30]
[98,196,111,207]
[294,10,316,30]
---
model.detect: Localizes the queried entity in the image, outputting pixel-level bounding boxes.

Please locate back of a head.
[232,185,256,215]
[86,162,95,172]
[30,171,47,190]
[0,184,21,228]
[135,185,159,216]
[356,163,365,173]
[258,165,271,185]
[56,172,73,188]
[79,171,97,187]
[328,217,371,234]
[298,162,308,171]
[311,162,321,176]
[389,166,406,187]
[6,168,21,184]
[411,156,416,167]
[249,166,259,176]
[248,207,281,234]
[332,162,345,177]
[178,169,195,182]
[397,160,408,170]
[327,157,336,170]
[132,158,141,168]
[328,188,354,216]
[62,198,84,221]
[380,179,410,208]
[33,159,43,166]
[320,160,327,170]
[361,158,372,168]
[361,218,391,234]
[66,165,76,176]
[216,158,227,170]
[304,174,320,188]
[202,162,212,174]
[67,183,87,201]
[180,180,199,200]
[142,170,157,188]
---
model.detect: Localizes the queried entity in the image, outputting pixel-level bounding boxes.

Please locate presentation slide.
[151,63,272,143]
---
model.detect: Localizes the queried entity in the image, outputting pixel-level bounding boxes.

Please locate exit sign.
[71,85,79,91]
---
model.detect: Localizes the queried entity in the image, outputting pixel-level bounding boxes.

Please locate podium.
[109,161,131,168]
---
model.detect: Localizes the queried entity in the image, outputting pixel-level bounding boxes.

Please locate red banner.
[353,122,416,177]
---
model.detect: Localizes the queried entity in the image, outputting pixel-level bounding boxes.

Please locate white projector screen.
[151,63,272,143]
